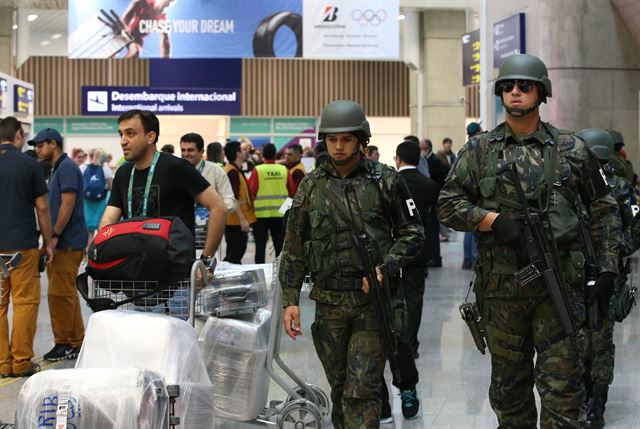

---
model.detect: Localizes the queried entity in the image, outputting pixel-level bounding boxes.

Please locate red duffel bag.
[87,216,194,284]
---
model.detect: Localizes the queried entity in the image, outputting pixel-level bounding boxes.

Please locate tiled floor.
[1,232,639,428]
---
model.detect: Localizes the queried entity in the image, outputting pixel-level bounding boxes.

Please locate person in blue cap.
[30,128,88,362]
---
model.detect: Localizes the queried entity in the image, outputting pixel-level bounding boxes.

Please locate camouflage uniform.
[279,157,424,429]
[608,152,636,184]
[437,121,621,428]
[586,165,636,387]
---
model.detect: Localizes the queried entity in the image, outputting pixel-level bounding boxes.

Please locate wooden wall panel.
[15,57,149,117]
[242,58,409,117]
[465,85,480,118]
[16,56,408,117]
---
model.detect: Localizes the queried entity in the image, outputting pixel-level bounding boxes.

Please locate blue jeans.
[463,232,478,266]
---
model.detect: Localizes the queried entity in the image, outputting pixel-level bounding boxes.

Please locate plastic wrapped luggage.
[76,310,214,429]
[16,367,169,429]
[198,308,272,421]
[199,268,268,317]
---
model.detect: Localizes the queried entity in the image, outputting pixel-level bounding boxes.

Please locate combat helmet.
[494,54,552,103]
[578,128,614,161]
[318,100,371,141]
[606,130,625,151]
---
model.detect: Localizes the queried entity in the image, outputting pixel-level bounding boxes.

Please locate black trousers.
[427,209,441,262]
[224,225,249,264]
[403,265,427,353]
[252,217,285,263]
[380,341,420,410]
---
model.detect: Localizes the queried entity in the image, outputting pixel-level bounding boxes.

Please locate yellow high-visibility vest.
[254,163,288,218]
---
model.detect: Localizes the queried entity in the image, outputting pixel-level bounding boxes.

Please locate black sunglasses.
[499,80,534,93]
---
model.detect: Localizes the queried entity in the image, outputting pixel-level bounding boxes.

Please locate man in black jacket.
[395,140,438,356]
[379,140,438,424]
[420,139,449,267]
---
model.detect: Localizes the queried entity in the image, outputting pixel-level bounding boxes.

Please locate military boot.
[583,384,609,429]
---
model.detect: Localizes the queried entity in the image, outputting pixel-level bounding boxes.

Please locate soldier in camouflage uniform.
[437,54,621,428]
[606,130,636,185]
[578,128,639,429]
[279,100,424,429]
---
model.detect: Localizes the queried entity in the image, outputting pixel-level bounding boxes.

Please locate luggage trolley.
[201,259,329,429]
[71,259,214,429]
[78,259,212,327]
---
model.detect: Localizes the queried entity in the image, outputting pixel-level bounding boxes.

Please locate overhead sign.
[302,0,399,59]
[82,86,241,116]
[14,84,34,116]
[493,13,525,68]
[462,29,480,86]
[68,0,301,59]
[68,0,398,60]
[0,78,7,111]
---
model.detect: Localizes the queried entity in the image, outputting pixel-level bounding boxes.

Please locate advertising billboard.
[68,0,399,60]
[68,0,301,59]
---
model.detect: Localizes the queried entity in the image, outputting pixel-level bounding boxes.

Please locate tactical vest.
[254,163,288,218]
[306,163,394,290]
[475,122,584,291]
[223,163,256,226]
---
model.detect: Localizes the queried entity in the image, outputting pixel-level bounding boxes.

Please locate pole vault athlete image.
[120,0,176,58]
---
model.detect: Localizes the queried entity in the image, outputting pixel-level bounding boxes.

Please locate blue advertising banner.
[149,59,242,88]
[82,86,240,115]
[493,13,525,69]
[14,84,34,117]
[68,0,302,59]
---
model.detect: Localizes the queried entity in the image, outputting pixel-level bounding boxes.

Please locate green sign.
[230,117,271,134]
[273,117,316,133]
[34,117,65,133]
[274,135,316,150]
[67,118,118,134]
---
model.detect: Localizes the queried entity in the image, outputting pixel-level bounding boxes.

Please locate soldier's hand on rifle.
[491,213,524,246]
[283,305,302,340]
[361,266,384,294]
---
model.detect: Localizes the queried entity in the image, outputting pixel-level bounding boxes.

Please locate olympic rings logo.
[351,9,387,27]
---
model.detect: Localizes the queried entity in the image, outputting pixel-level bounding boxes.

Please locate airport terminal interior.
[1,0,640,428]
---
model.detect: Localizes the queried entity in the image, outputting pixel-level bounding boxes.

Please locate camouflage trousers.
[482,296,585,429]
[584,318,615,386]
[311,301,385,429]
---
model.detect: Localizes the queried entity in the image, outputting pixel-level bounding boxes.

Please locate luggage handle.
[221,287,249,302]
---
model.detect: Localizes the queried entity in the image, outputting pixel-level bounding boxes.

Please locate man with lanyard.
[31,128,88,362]
[100,110,226,262]
[0,117,54,378]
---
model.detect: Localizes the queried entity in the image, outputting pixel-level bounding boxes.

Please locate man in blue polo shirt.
[32,128,88,361]
[0,117,54,378]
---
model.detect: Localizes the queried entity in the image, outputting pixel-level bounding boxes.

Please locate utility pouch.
[390,294,409,343]
[459,302,486,354]
[608,282,637,322]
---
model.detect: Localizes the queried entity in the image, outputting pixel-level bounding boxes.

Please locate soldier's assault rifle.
[574,198,601,330]
[507,163,578,339]
[342,183,403,385]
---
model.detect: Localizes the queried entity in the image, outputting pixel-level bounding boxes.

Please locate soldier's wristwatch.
[51,231,61,239]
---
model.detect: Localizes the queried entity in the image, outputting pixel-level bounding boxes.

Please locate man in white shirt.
[180,133,235,213]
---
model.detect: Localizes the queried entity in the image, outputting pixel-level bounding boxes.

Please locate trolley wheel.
[285,384,330,417]
[277,399,322,429]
